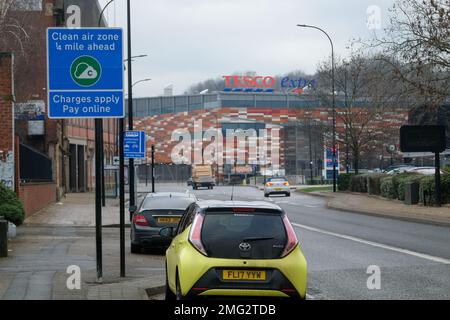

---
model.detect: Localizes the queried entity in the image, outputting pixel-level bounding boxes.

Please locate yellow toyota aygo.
[160,200,307,300]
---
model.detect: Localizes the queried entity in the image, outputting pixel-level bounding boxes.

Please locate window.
[161,97,174,114]
[177,204,197,235]
[201,211,287,259]
[149,98,161,115]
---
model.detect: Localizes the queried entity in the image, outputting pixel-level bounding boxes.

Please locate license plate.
[222,270,266,281]
[157,217,180,224]
[275,188,282,191]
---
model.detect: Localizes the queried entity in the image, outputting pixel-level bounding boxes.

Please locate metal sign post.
[47,28,124,281]
[124,130,146,219]
[151,145,155,193]
[400,125,446,207]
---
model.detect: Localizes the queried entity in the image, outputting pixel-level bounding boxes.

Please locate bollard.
[0,216,7,257]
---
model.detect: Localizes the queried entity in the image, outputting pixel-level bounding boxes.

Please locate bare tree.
[0,0,30,55]
[368,0,450,106]
[316,53,408,173]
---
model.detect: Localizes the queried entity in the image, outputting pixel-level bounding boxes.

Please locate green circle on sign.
[70,55,102,87]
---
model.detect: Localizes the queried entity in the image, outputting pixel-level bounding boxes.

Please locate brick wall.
[18,182,56,218]
[0,53,13,151]
[0,53,15,189]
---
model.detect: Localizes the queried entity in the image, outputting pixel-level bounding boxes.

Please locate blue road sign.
[124,131,146,159]
[47,28,124,118]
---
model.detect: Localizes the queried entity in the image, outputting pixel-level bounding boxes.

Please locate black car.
[130,193,196,253]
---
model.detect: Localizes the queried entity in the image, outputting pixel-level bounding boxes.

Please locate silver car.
[264,177,291,197]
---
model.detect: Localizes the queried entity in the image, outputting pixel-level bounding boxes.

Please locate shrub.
[338,173,355,191]
[419,174,450,206]
[0,184,24,225]
[349,174,369,193]
[396,173,423,201]
[367,173,389,195]
[379,172,416,200]
[380,177,396,199]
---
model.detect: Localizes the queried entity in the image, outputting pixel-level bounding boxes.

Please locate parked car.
[385,165,416,174]
[187,177,193,186]
[130,194,196,253]
[405,167,447,175]
[161,200,307,300]
[264,177,290,197]
[383,164,414,173]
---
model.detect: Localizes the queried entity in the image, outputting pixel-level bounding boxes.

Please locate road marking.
[302,204,318,208]
[292,223,450,265]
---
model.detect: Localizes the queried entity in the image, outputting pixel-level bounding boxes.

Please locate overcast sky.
[98,0,393,97]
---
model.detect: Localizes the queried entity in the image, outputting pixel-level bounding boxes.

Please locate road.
[153,183,450,300]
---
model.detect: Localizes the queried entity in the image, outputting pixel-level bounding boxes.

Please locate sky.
[98,0,394,97]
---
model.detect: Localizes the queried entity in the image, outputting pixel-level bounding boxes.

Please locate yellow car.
[160,200,307,300]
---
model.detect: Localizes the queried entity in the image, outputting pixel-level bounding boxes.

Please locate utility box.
[0,217,7,257]
[404,182,420,205]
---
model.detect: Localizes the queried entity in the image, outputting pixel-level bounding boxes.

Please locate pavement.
[311,191,450,227]
[0,191,166,300]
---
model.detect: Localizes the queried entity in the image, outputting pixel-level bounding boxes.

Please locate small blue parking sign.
[124,131,146,159]
[47,28,124,118]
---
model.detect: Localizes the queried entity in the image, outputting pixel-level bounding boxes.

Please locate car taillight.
[133,214,149,227]
[266,182,273,186]
[283,182,290,186]
[281,215,298,257]
[188,214,208,256]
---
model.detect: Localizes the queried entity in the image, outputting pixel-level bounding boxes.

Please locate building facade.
[1,0,119,217]
[131,92,410,181]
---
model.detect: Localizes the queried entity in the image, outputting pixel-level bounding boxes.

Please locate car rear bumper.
[132,228,171,247]
[187,268,302,299]
[176,246,307,299]
[264,187,290,194]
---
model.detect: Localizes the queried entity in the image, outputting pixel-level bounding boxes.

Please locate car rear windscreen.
[201,212,287,259]
[268,178,287,182]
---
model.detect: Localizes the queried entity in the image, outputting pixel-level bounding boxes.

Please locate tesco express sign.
[222,75,317,93]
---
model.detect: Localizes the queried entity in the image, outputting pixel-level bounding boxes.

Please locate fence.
[136,164,192,183]
[19,143,52,182]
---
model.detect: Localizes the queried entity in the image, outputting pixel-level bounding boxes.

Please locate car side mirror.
[159,227,175,238]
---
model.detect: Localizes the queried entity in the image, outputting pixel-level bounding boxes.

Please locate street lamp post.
[297,24,337,192]
[132,78,151,88]
[344,61,350,174]
[124,54,148,62]
[127,0,136,216]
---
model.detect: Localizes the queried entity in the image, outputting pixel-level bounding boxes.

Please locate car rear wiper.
[242,237,275,242]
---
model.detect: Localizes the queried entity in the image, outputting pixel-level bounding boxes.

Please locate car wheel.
[264,193,269,198]
[131,243,141,254]
[165,265,176,301]
[286,193,291,197]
